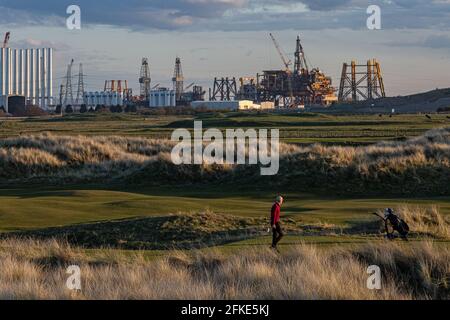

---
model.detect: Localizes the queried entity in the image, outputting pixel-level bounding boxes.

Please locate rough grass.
[0,238,448,299]
[350,205,450,240]
[1,211,305,250]
[4,205,448,249]
[1,127,449,195]
[396,205,450,239]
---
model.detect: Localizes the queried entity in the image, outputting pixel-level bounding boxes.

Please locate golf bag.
[372,211,410,240]
[385,213,409,239]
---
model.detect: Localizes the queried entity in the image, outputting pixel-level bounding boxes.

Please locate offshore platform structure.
[139,58,151,102]
[172,57,184,104]
[338,59,385,102]
[257,34,336,107]
[210,77,238,101]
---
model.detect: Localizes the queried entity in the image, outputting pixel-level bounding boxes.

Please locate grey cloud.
[0,0,449,31]
[424,35,450,49]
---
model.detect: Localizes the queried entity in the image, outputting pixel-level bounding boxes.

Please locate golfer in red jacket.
[271,195,284,251]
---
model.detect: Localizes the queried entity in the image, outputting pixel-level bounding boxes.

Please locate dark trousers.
[272,222,284,248]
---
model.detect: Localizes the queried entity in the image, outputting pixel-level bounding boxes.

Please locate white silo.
[118,92,124,105]
[111,92,118,105]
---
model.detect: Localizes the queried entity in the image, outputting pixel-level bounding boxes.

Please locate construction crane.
[269,33,294,107]
[3,32,10,48]
[151,83,160,90]
[184,82,195,91]
[269,33,291,70]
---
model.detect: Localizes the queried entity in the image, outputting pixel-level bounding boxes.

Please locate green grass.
[1,186,449,233]
[1,112,448,144]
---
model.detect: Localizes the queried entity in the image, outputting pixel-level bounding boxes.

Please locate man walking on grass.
[271,195,284,252]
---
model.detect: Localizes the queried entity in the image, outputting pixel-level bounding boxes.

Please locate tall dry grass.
[395,205,450,239]
[0,238,448,300]
[1,128,449,194]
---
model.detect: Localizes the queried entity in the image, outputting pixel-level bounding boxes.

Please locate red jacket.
[270,202,281,225]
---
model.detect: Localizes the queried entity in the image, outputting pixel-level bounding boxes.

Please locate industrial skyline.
[0,1,449,98]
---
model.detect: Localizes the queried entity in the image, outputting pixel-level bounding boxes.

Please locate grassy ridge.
[1,127,449,196]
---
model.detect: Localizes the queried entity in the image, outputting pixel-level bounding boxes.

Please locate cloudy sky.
[0,0,449,96]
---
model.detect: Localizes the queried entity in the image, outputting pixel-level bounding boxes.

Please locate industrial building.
[84,91,125,107]
[0,47,53,111]
[191,100,263,111]
[149,88,176,107]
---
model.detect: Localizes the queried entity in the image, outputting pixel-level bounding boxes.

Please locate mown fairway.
[1,186,449,233]
[1,112,449,144]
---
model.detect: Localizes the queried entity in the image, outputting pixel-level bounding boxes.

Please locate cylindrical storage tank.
[84,93,87,106]
[117,92,122,106]
[0,48,6,97]
[24,49,30,99]
[28,49,36,104]
[91,93,95,106]
[36,49,41,106]
[95,91,100,106]
[111,92,117,106]
[102,92,108,106]
[13,49,18,94]
[47,48,53,106]
[18,49,24,96]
